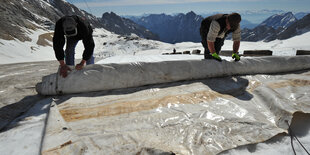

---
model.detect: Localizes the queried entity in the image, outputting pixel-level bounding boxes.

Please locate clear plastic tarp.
[37,56,310,154]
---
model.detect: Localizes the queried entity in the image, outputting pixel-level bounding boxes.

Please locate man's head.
[227,13,241,30]
[63,16,77,37]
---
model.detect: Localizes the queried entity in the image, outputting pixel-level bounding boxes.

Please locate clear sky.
[69,0,310,17]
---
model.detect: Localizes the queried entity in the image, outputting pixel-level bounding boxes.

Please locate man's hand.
[212,53,222,62]
[60,65,71,78]
[232,53,240,61]
[75,60,86,70]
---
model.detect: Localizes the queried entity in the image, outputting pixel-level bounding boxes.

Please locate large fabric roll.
[36,56,310,95]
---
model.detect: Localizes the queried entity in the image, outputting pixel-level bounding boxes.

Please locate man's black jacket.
[53,15,94,61]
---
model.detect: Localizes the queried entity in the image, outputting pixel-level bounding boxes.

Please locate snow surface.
[0,27,310,154]
[1,28,310,64]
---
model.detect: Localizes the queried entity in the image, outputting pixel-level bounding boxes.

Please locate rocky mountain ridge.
[258,12,297,29]
[1,1,309,44]
[0,0,157,43]
[242,12,310,42]
[0,0,102,42]
[100,12,159,40]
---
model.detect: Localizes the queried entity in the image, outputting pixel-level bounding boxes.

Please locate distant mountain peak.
[186,11,196,15]
[99,12,159,40]
[259,11,297,29]
[241,12,310,42]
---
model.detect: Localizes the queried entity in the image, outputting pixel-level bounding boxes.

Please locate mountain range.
[0,0,103,42]
[258,12,297,29]
[241,12,310,42]
[130,11,310,43]
[130,11,203,43]
[100,12,158,40]
[1,0,309,45]
[0,0,157,42]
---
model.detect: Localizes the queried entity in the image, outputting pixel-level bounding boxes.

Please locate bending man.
[53,15,95,77]
[200,13,241,61]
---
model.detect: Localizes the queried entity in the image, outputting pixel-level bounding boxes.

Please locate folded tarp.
[36,56,310,95]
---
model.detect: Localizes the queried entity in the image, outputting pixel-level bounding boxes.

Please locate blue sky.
[69,0,310,18]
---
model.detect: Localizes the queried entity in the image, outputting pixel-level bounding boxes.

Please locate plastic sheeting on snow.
[35,55,310,154]
[36,56,310,95]
[40,67,310,154]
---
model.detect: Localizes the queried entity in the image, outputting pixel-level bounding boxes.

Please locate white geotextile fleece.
[36,56,310,95]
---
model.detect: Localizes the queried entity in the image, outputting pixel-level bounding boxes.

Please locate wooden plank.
[296,50,310,55]
[183,51,190,54]
[192,49,201,54]
[243,50,273,56]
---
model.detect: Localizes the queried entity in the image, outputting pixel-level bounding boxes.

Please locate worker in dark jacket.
[200,13,241,62]
[53,15,95,78]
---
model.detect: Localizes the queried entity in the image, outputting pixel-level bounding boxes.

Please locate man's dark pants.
[65,38,94,65]
[200,34,225,59]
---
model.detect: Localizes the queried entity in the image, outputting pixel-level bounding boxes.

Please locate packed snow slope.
[1,28,310,64]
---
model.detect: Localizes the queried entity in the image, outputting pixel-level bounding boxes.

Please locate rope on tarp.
[286,121,310,155]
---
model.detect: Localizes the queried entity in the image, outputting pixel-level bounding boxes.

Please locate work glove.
[212,53,222,62]
[232,53,240,61]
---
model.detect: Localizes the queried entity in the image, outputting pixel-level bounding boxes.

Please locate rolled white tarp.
[36,56,310,95]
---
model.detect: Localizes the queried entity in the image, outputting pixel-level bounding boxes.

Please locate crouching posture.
[53,15,95,77]
[200,13,241,62]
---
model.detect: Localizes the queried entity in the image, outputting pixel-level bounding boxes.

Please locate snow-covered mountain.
[130,11,204,43]
[242,12,310,42]
[277,13,310,40]
[0,0,102,42]
[130,11,310,43]
[0,0,165,64]
[295,12,310,19]
[100,12,159,40]
[258,12,297,29]
[241,25,278,42]
[0,0,158,44]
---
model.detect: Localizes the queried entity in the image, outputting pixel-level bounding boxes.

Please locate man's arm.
[75,59,86,70]
[233,40,240,53]
[78,17,95,64]
[58,60,72,78]
[82,35,95,62]
[53,20,66,62]
[207,41,216,54]
[53,19,72,77]
[59,60,66,66]
[207,40,222,61]
[232,25,241,53]
[232,40,241,61]
[74,35,94,70]
[206,20,222,61]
